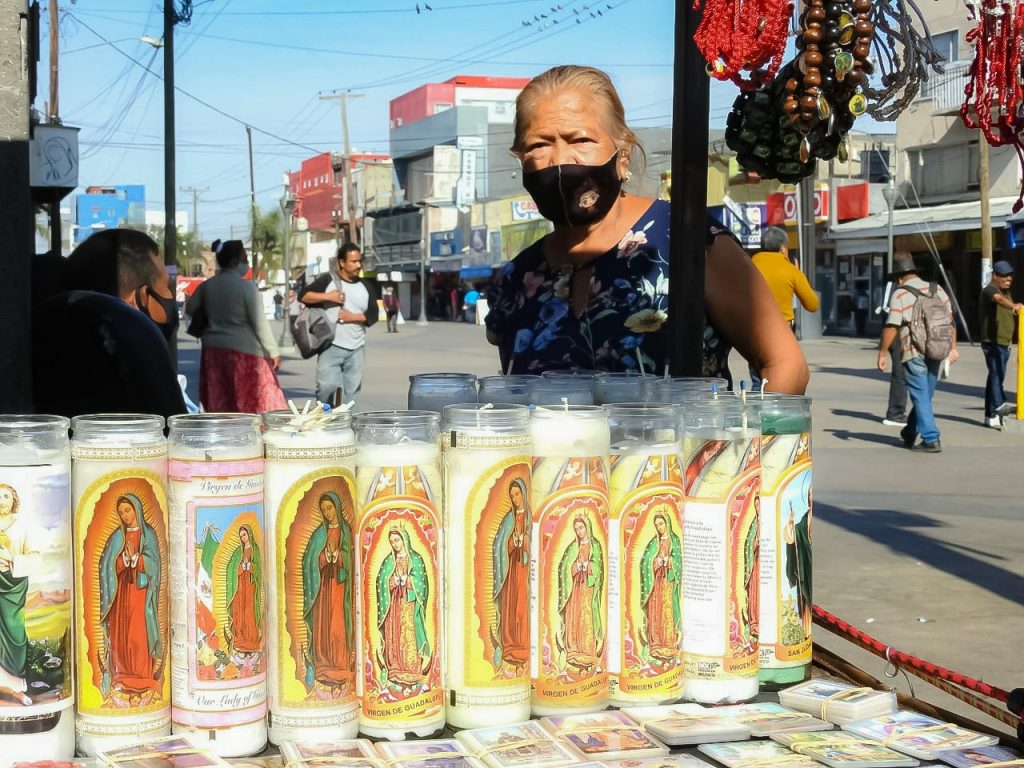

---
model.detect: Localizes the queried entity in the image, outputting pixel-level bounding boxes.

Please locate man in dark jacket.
[299,243,379,404]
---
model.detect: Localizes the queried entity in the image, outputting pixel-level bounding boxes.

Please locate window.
[931,30,960,64]
[909,142,979,197]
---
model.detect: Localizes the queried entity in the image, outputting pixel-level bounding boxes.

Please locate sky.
[41,0,874,240]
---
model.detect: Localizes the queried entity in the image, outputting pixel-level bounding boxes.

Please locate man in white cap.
[979,260,1022,427]
[877,253,959,453]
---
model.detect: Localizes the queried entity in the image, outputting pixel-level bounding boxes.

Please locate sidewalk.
[178,326,1024,729]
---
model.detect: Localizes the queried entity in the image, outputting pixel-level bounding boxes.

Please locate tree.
[250,205,284,280]
[143,224,204,276]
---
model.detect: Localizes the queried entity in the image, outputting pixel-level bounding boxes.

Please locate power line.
[68,13,326,156]
[77,0,546,16]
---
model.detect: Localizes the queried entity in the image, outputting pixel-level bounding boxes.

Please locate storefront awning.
[829,196,1020,239]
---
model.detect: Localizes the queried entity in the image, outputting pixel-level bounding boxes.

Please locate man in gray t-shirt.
[299,243,379,404]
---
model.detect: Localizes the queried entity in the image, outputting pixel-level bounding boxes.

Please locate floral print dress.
[485,199,733,378]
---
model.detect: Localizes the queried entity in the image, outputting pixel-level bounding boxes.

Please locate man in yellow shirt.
[749,227,820,389]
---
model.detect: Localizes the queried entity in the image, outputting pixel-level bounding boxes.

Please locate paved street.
[180,322,1023,731]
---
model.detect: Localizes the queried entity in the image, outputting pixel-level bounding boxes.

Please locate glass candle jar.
[529,377,595,406]
[262,410,359,745]
[756,396,813,688]
[605,404,684,706]
[0,415,74,762]
[478,375,539,406]
[167,414,267,757]
[353,412,445,740]
[408,373,478,412]
[71,414,170,755]
[681,400,761,704]
[441,404,532,729]
[651,376,729,405]
[529,406,610,716]
[594,372,653,405]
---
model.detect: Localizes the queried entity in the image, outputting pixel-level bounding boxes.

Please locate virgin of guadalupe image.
[0,483,31,705]
[556,514,604,677]
[225,524,263,656]
[98,494,164,705]
[736,491,759,651]
[639,509,682,664]
[375,525,431,690]
[301,491,354,694]
[784,478,812,638]
[490,478,530,674]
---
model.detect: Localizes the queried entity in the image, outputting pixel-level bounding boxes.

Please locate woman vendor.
[485,65,809,394]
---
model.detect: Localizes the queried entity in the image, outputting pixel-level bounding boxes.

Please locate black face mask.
[137,288,180,342]
[521,153,623,227]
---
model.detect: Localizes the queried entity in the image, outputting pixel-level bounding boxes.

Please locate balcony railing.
[919,61,970,115]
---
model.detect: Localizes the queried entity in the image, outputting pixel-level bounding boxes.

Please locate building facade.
[74,184,146,243]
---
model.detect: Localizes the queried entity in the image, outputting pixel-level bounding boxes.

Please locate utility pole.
[320,91,364,245]
[979,133,992,289]
[163,0,178,368]
[47,0,61,256]
[180,185,207,276]
[246,124,259,282]
[0,0,34,408]
[47,0,57,121]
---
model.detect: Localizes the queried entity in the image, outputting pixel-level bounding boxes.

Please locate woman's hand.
[705,236,810,394]
[271,356,281,370]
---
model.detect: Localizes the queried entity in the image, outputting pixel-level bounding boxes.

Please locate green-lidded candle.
[757,396,813,688]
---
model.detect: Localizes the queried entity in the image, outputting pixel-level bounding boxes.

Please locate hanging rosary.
[961,0,1024,211]
[694,0,794,88]
[864,0,946,121]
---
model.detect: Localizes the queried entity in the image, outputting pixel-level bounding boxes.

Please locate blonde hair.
[511,65,645,171]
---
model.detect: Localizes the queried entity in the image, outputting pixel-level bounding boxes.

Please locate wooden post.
[668,0,710,375]
[979,133,993,289]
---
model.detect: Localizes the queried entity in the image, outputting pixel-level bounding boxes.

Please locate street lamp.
[882,177,897,277]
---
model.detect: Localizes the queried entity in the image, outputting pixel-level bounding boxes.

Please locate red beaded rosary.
[961,0,1024,211]
[694,0,794,89]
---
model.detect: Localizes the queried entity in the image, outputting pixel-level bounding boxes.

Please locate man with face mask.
[32,228,187,418]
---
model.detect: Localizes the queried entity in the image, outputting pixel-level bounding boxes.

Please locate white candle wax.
[72,430,171,755]
[607,442,685,707]
[529,408,611,716]
[169,441,268,756]
[680,422,760,705]
[263,422,359,745]
[0,420,75,762]
[442,418,532,729]
[354,441,445,740]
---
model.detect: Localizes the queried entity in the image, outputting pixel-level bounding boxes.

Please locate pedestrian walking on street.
[186,239,286,413]
[879,279,908,427]
[877,253,959,453]
[749,226,820,390]
[299,243,379,405]
[979,260,1022,427]
[382,286,401,333]
[273,289,284,320]
[462,283,480,324]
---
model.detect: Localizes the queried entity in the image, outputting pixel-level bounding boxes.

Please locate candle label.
[681,438,761,681]
[531,456,610,706]
[608,452,684,701]
[0,464,73,728]
[169,458,267,728]
[274,467,358,714]
[758,433,812,669]
[74,468,170,729]
[464,458,531,695]
[356,464,443,724]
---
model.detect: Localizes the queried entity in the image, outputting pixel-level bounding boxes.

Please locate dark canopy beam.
[668,0,711,375]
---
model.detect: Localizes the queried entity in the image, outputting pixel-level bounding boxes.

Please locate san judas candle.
[441,404,532,729]
[0,416,74,762]
[529,405,611,717]
[263,409,359,745]
[606,404,685,707]
[353,412,445,740]
[757,396,813,689]
[71,415,171,756]
[681,399,761,704]
[167,414,267,757]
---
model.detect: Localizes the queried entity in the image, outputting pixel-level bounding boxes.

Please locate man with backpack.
[299,243,379,405]
[877,253,959,453]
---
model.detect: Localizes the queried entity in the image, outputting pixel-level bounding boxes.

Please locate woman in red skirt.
[186,240,286,413]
